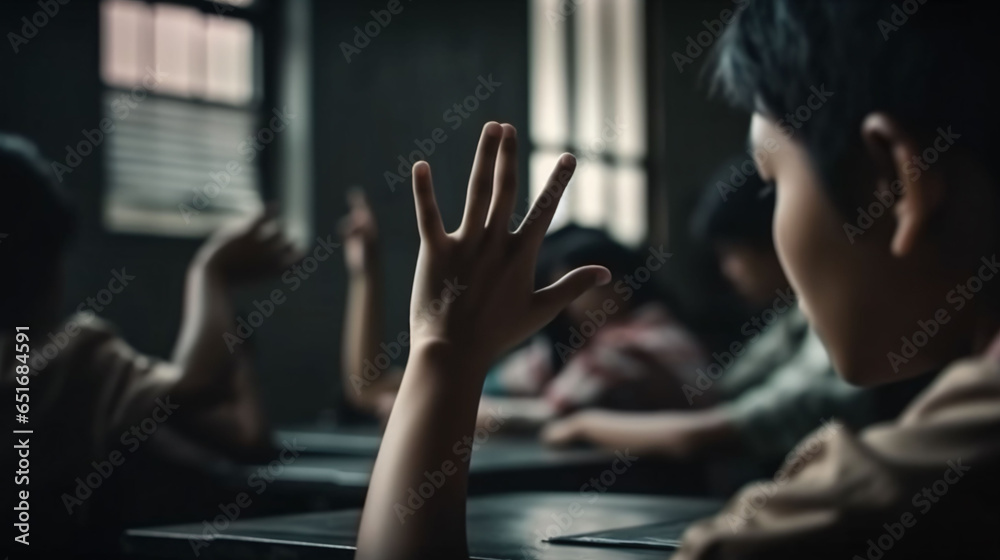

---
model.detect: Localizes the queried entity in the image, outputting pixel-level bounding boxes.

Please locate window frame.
[528,0,649,247]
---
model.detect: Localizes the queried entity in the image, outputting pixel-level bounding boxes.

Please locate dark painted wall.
[311,0,530,421]
[648,0,756,346]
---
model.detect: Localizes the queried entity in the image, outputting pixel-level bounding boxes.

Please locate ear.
[861,113,947,257]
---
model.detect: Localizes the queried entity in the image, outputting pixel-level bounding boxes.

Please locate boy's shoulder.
[896,354,1000,425]
[861,352,1000,466]
[60,312,121,353]
[31,313,124,376]
[676,352,1000,560]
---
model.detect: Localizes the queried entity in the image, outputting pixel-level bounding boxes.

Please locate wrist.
[407,339,491,384]
[347,266,377,281]
[571,411,597,436]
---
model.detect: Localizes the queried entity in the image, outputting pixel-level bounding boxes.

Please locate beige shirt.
[675,354,1000,558]
[4,315,268,557]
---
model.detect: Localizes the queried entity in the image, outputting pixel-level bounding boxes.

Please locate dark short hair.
[535,224,690,359]
[539,224,675,310]
[544,226,642,278]
[710,0,1000,212]
[690,155,774,247]
[0,134,76,325]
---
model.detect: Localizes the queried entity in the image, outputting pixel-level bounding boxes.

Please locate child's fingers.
[262,230,301,262]
[262,228,290,251]
[279,241,305,267]
[252,202,280,227]
[256,218,284,241]
[530,264,611,328]
[339,214,369,239]
[346,186,368,210]
[485,124,519,236]
[515,153,576,243]
[337,215,354,237]
[412,161,445,242]
[460,122,504,238]
[540,418,576,447]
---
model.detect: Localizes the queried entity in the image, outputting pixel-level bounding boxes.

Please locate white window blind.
[101,0,262,236]
[102,93,262,234]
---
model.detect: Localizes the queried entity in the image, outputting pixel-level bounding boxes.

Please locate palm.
[200,211,302,284]
[407,123,610,365]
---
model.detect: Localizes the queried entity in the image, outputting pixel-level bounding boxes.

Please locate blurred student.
[0,135,300,557]
[339,192,705,426]
[339,189,402,420]
[355,2,1000,557]
[543,159,931,467]
[480,224,707,426]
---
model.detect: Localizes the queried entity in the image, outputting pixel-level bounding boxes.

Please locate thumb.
[530,265,611,326]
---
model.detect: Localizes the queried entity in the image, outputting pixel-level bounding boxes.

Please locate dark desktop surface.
[124,492,723,560]
[207,425,710,516]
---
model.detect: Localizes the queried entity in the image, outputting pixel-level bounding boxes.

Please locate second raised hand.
[407,121,612,370]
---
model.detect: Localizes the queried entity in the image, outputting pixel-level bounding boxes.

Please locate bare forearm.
[356,343,485,560]
[159,263,272,452]
[171,261,237,401]
[579,409,738,459]
[357,123,601,559]
[342,265,388,411]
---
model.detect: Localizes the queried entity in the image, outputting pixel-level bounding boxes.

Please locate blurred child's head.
[691,156,786,307]
[539,225,661,327]
[0,135,76,328]
[711,0,1000,385]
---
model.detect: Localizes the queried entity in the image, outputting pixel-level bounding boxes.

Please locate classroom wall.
[308,0,531,422]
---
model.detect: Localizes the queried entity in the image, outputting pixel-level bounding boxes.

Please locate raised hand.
[407,121,611,368]
[357,122,610,560]
[340,188,380,275]
[195,208,303,285]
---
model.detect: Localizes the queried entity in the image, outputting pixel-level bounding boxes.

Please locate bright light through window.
[529,0,648,247]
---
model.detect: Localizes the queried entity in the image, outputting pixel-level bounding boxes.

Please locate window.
[529,0,647,246]
[100,0,263,236]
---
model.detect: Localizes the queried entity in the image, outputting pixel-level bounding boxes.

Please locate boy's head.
[691,155,787,307]
[0,134,76,328]
[711,0,1000,385]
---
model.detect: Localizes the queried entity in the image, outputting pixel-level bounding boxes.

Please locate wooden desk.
[124,492,722,559]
